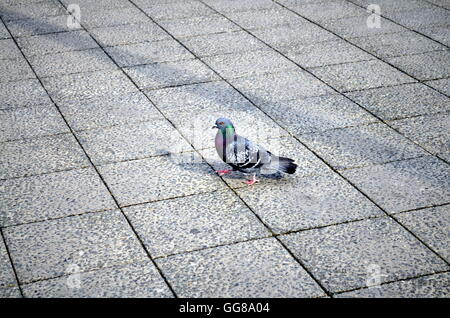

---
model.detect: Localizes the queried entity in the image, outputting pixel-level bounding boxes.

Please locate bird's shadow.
[167,151,285,181]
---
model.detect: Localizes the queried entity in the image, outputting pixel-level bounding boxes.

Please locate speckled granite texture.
[0,0,448,298]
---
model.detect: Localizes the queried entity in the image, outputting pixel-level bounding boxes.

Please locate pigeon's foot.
[245,175,259,186]
[216,169,232,176]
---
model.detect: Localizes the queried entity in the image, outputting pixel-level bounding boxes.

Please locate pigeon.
[213,117,297,185]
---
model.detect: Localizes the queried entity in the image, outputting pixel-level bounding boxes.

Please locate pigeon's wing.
[224,135,271,170]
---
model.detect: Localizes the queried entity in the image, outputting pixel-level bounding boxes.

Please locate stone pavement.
[0,0,449,298]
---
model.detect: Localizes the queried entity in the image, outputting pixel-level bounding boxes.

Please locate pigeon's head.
[212,117,234,131]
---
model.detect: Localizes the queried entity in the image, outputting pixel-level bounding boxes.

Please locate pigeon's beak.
[212,125,218,129]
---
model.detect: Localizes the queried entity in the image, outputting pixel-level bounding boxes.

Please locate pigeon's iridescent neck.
[222,125,235,135]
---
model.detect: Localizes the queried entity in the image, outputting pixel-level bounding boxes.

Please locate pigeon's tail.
[276,156,297,174]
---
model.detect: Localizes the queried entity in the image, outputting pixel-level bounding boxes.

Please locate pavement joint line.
[332,269,450,296]
[52,0,305,298]
[197,0,450,267]
[0,131,73,144]
[15,259,161,289]
[0,228,24,297]
[136,0,450,288]
[141,77,222,91]
[1,9,180,298]
[0,166,92,183]
[151,234,275,261]
[9,45,110,59]
[272,0,450,99]
[338,78,450,94]
[0,0,446,296]
[274,214,394,237]
[423,0,450,11]
[266,0,450,168]
[55,0,206,298]
[127,0,334,297]
[8,191,439,281]
[117,189,223,209]
[304,47,449,69]
[334,154,431,172]
[197,0,448,165]
[344,0,450,49]
[0,208,118,230]
[68,118,197,134]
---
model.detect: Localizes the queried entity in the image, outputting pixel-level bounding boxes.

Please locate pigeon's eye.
[218,122,224,125]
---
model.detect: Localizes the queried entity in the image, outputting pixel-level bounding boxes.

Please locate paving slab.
[42,70,137,103]
[146,81,288,149]
[0,79,52,109]
[395,205,450,262]
[77,119,193,165]
[98,153,224,207]
[203,0,279,14]
[22,261,172,298]
[0,286,22,298]
[0,134,89,179]
[142,1,215,21]
[386,51,450,81]
[226,7,304,30]
[251,23,338,48]
[200,135,332,189]
[4,15,76,38]
[425,0,450,9]
[384,7,450,30]
[300,123,427,170]
[257,93,378,136]
[3,210,148,283]
[348,0,435,13]
[58,92,164,131]
[280,217,449,293]
[156,237,325,297]
[181,30,268,57]
[425,78,450,96]
[0,58,35,83]
[437,151,450,162]
[203,49,298,79]
[105,39,194,67]
[0,0,45,5]
[60,0,134,11]
[0,0,448,298]
[236,171,383,233]
[341,156,450,214]
[322,15,407,39]
[124,59,219,90]
[0,168,116,227]
[0,105,69,142]
[158,14,240,38]
[337,272,450,298]
[17,30,99,57]
[281,39,373,69]
[28,48,117,78]
[348,31,447,58]
[0,20,10,39]
[389,113,450,155]
[89,22,170,47]
[0,38,22,60]
[0,0,66,22]
[80,7,150,29]
[419,25,450,46]
[230,69,335,105]
[124,190,269,258]
[286,0,367,23]
[346,83,450,120]
[133,0,187,5]
[309,59,416,92]
[0,238,17,288]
